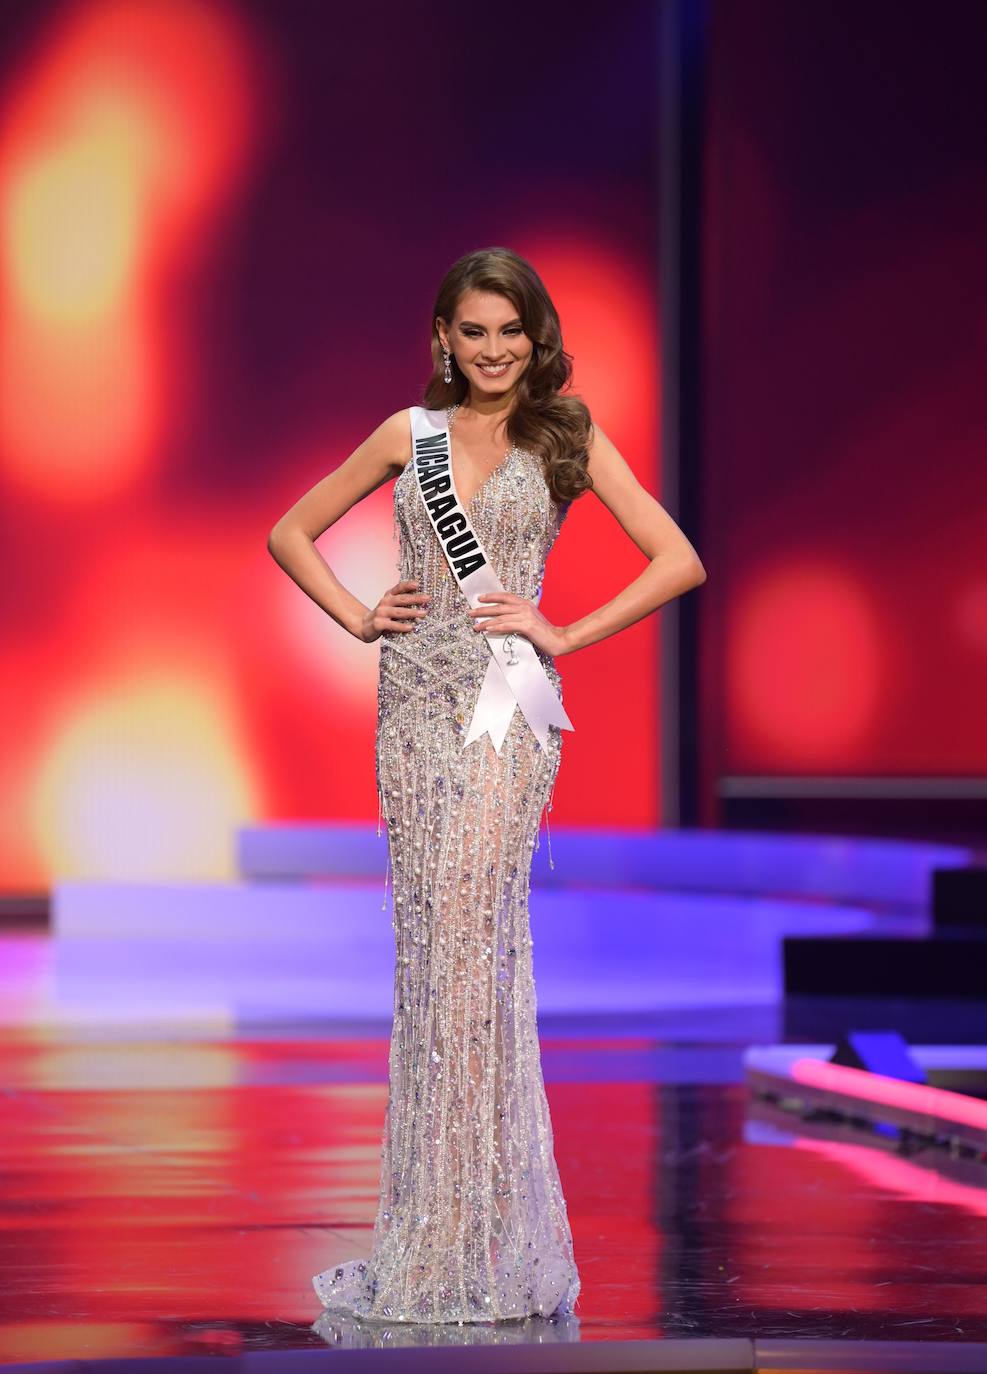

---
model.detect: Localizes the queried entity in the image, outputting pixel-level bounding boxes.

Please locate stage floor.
[1,986,985,1372]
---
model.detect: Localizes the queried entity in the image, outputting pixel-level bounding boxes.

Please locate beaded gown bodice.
[311,403,580,1331]
[395,403,563,614]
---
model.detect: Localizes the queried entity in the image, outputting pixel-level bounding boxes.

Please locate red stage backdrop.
[0,0,662,890]
[701,0,987,811]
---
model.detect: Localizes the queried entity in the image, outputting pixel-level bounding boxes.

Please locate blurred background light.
[31,671,259,880]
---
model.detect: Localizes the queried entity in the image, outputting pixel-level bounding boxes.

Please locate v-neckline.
[447,403,513,514]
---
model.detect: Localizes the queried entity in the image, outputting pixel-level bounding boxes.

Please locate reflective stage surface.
[1,993,986,1371]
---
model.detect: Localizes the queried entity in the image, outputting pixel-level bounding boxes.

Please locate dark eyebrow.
[458,318,523,329]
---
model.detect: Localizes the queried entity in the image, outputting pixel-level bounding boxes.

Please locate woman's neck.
[460,390,517,423]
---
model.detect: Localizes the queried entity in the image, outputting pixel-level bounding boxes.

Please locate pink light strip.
[795,1135,987,1217]
[791,1056,987,1132]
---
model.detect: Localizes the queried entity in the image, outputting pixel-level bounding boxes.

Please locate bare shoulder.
[583,419,642,498]
[367,406,415,477]
[581,416,704,570]
[585,419,627,471]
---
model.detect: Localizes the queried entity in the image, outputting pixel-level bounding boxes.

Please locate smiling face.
[437,289,534,398]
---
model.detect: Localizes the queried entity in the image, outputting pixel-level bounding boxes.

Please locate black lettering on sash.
[415,434,447,456]
[454,552,486,577]
[412,413,488,579]
[421,475,451,499]
[446,531,478,558]
[436,511,467,538]
[426,493,456,520]
[416,454,449,475]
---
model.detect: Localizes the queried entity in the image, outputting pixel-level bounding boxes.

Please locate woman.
[268,247,706,1325]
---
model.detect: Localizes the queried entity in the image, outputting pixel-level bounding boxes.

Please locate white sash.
[409,405,575,754]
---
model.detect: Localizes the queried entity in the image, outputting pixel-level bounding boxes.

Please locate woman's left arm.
[469,422,706,657]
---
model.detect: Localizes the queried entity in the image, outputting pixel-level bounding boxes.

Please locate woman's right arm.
[266,408,429,643]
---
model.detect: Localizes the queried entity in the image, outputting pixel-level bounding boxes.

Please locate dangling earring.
[442,347,453,385]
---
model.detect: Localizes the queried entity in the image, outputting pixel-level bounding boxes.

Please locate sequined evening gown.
[312,402,580,1324]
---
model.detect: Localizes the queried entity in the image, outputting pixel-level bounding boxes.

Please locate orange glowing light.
[31,672,260,880]
[7,104,144,321]
[517,231,659,452]
[0,0,259,500]
[510,231,661,826]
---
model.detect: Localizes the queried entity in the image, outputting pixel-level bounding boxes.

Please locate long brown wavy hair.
[421,247,594,504]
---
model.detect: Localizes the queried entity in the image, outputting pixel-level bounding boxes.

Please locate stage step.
[236,822,972,908]
[40,877,916,1029]
[934,865,987,929]
[784,930,987,998]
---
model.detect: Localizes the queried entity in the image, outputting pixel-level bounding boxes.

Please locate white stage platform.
[30,822,969,1031]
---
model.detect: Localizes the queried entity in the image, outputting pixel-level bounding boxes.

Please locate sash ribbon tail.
[464,633,574,754]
